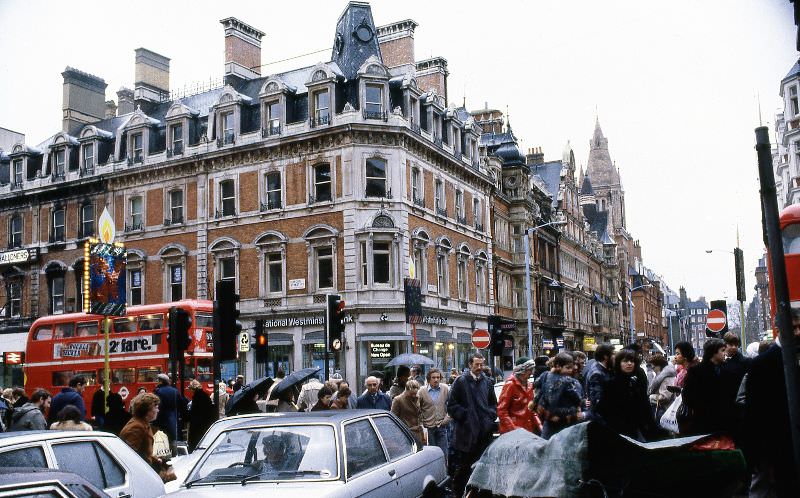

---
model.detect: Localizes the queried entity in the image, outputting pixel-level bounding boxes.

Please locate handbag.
[659,394,682,434]
[152,430,171,459]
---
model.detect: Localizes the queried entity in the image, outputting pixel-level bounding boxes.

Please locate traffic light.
[734,247,746,302]
[327,294,345,351]
[168,306,192,362]
[254,319,267,364]
[216,280,241,361]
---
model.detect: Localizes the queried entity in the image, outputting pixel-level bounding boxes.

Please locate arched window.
[474,251,488,304]
[456,245,471,301]
[159,245,188,302]
[209,238,240,293]
[357,216,399,289]
[127,251,146,306]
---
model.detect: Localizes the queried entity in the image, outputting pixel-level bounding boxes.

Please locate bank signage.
[263,314,356,329]
[421,315,447,326]
[0,248,38,266]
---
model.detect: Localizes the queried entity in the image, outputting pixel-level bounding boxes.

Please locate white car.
[0,431,165,498]
[167,413,278,493]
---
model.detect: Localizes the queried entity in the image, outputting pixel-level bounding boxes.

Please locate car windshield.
[186,424,338,486]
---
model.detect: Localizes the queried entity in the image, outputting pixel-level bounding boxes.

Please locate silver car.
[168,413,278,493]
[167,410,448,498]
[0,431,165,498]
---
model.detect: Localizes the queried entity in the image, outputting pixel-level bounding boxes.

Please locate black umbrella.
[385,353,435,367]
[225,376,274,416]
[269,367,321,399]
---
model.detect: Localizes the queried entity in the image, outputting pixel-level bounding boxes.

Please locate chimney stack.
[134,48,170,104]
[377,19,418,71]
[415,57,449,104]
[117,87,135,115]
[62,67,107,135]
[220,17,265,84]
[526,147,545,166]
[104,100,118,119]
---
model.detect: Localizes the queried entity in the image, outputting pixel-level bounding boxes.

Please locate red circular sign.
[472,329,490,349]
[706,309,727,333]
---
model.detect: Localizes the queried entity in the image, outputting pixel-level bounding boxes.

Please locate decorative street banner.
[87,242,127,316]
[404,278,422,324]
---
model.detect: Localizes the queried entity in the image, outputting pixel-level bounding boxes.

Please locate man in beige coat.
[418,368,451,460]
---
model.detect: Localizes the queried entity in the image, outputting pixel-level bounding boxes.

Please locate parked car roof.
[224,409,389,428]
[0,467,111,498]
[0,430,118,442]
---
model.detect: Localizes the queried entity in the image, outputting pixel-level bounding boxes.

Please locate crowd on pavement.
[2,313,799,496]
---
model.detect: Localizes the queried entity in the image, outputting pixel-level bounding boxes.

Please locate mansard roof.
[331,1,383,81]
[532,160,562,207]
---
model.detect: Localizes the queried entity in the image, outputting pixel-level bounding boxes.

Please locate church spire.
[586,116,619,187]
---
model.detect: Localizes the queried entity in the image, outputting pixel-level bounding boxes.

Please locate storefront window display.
[303,343,327,380]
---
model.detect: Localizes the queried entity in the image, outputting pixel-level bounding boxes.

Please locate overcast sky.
[0,0,796,303]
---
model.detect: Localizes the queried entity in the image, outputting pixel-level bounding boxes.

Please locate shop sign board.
[0,248,38,266]
[369,342,394,361]
[3,351,24,364]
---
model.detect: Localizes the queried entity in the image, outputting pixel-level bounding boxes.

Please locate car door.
[49,440,130,498]
[342,418,398,498]
[371,415,425,496]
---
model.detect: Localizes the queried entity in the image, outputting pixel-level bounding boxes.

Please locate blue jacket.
[155,384,180,440]
[48,387,86,425]
[356,391,392,410]
[585,362,612,422]
[446,372,497,453]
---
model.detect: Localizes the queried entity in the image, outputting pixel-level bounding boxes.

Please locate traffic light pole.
[755,126,800,479]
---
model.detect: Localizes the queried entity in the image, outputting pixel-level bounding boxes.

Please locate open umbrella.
[386,353,435,367]
[269,367,321,399]
[225,376,274,415]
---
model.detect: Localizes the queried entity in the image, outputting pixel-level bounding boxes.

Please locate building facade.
[0,2,497,386]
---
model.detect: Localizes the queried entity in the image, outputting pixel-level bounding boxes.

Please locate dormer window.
[264,101,281,136]
[12,159,23,187]
[170,123,183,155]
[313,90,330,125]
[222,112,234,145]
[131,133,143,163]
[364,85,383,119]
[81,143,94,172]
[54,149,65,178]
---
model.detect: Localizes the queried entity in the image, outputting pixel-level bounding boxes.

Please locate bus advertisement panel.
[24,300,214,418]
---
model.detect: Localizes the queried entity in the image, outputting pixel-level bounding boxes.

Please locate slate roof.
[784,58,800,82]
[582,203,613,244]
[331,1,383,81]
[580,173,594,195]
[531,160,562,207]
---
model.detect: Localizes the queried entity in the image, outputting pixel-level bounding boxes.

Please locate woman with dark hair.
[673,341,698,388]
[681,338,728,435]
[102,392,131,435]
[50,405,93,431]
[598,350,653,441]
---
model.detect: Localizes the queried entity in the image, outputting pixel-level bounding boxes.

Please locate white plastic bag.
[659,393,682,434]
[153,429,172,458]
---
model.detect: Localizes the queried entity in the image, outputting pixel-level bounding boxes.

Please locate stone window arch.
[435,237,452,299]
[303,225,339,293]
[474,250,489,304]
[127,250,146,306]
[44,261,67,314]
[411,228,431,292]
[356,214,400,289]
[255,231,288,299]
[159,244,188,302]
[209,238,240,295]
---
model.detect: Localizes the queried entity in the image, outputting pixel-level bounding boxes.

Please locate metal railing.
[363,109,387,121]
[260,199,282,211]
[124,221,143,233]
[262,124,282,138]
[413,196,425,208]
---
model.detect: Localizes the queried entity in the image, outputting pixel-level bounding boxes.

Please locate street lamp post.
[524,220,566,357]
[629,283,652,345]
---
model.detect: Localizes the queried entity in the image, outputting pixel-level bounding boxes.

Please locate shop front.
[252,332,294,379]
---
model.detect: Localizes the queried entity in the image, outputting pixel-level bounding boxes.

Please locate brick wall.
[379,37,414,68]
[239,171,258,212]
[225,36,261,75]
[146,188,162,226]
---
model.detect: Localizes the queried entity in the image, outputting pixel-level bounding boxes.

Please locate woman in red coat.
[497,358,541,434]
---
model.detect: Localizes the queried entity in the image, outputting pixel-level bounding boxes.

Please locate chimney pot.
[117,87,135,115]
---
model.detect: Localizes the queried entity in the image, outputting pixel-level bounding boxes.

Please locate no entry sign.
[472,329,490,349]
[706,309,727,334]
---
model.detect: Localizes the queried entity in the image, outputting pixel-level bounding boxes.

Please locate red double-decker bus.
[24,299,215,418]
